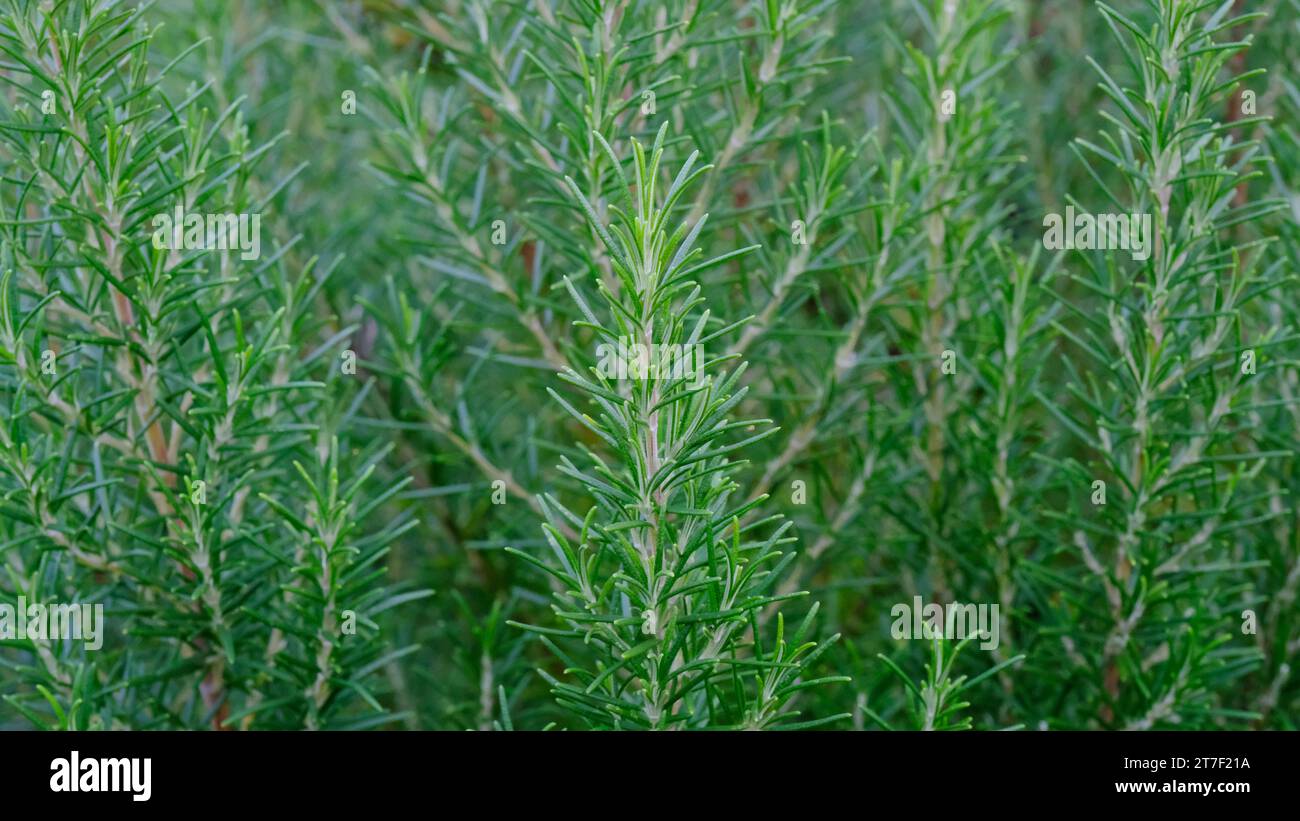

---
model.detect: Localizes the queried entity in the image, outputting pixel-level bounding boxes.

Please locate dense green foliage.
[1,0,1297,730]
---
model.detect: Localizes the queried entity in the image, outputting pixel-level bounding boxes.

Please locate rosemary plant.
[2,0,1298,731]
[0,0,418,729]
[1036,0,1287,727]
[506,126,845,729]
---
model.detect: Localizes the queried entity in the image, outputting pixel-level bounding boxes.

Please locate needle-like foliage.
[3,0,1299,731]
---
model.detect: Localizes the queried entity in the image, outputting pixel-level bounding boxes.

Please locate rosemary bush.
[1,0,1297,731]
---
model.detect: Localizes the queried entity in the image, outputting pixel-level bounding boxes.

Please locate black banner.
[1,730,1285,809]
